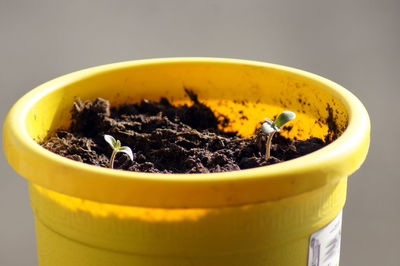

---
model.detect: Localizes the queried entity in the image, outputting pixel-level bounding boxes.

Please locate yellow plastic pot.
[3,58,370,265]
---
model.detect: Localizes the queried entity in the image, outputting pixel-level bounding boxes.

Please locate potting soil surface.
[41,89,329,173]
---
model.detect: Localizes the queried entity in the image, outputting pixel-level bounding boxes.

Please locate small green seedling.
[261,111,296,160]
[104,134,134,169]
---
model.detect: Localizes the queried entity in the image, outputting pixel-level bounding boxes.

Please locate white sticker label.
[308,211,342,266]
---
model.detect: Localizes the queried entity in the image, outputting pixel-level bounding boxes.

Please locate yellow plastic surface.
[3,58,370,265]
[31,179,347,266]
[3,58,369,208]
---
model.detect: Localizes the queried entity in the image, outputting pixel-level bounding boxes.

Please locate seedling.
[104,134,134,169]
[261,111,296,160]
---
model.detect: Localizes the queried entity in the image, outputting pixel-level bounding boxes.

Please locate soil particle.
[41,91,331,173]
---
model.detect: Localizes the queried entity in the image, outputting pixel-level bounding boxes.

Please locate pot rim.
[3,57,370,208]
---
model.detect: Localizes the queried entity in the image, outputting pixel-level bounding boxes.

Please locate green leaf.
[264,118,274,124]
[119,146,134,161]
[104,134,117,149]
[261,121,278,134]
[116,140,121,149]
[273,111,296,128]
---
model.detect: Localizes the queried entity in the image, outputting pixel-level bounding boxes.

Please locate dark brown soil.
[41,90,328,174]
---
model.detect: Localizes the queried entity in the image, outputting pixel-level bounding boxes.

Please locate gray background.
[1,0,399,265]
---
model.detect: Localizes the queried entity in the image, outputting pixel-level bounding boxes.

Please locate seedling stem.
[261,111,296,160]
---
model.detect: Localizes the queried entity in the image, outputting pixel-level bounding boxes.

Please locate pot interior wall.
[26,61,348,142]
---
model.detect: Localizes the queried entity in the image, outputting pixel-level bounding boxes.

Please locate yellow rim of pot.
[3,58,370,208]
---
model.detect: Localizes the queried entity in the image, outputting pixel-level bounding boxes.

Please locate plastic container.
[3,58,370,265]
